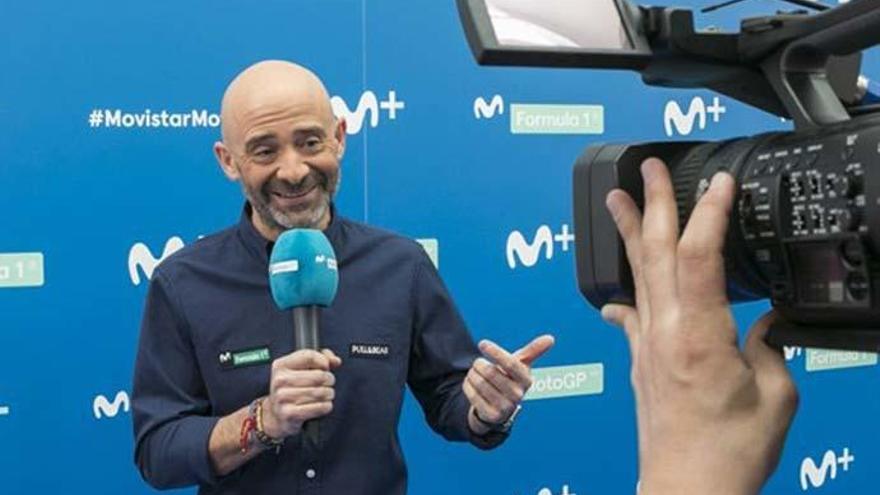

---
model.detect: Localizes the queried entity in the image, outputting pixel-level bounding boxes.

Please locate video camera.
[457,0,880,351]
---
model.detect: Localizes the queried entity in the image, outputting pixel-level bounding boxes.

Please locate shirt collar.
[237,202,343,262]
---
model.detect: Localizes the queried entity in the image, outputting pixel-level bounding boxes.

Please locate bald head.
[220,60,336,149]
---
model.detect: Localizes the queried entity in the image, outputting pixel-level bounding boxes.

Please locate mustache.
[265,171,329,195]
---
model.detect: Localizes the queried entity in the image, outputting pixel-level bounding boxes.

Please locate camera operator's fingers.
[606,189,652,324]
[607,189,642,259]
[744,312,797,389]
[743,311,778,362]
[601,304,641,356]
[639,158,680,309]
[677,172,736,307]
[744,311,799,441]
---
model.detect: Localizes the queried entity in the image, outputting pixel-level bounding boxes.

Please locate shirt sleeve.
[131,268,224,489]
[406,253,508,450]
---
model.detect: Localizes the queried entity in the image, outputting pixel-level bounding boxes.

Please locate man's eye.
[304,138,323,150]
[254,148,275,158]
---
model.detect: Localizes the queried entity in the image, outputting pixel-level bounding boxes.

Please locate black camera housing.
[575,114,880,350]
[459,0,880,351]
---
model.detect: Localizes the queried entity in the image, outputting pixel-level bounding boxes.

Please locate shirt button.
[305,469,316,479]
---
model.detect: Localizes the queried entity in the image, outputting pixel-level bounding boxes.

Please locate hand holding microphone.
[261,348,341,439]
[265,229,340,446]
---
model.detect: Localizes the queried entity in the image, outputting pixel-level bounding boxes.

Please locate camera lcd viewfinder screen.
[485,0,634,50]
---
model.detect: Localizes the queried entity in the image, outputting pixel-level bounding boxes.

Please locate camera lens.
[662,137,779,302]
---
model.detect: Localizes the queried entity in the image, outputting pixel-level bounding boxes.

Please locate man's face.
[231,97,343,232]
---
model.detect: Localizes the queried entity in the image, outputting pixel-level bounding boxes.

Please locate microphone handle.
[293,305,320,349]
[293,306,321,448]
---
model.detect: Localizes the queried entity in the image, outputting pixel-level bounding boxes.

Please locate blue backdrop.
[1,1,877,493]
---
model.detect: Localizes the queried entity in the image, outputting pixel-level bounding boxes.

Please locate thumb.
[743,311,783,368]
[602,303,641,361]
[322,348,343,369]
[743,310,800,417]
[513,334,555,366]
[743,311,795,387]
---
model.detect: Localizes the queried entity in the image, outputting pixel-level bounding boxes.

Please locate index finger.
[478,340,531,386]
[639,158,680,310]
[512,335,555,366]
[273,349,331,371]
[676,172,736,308]
[607,188,653,329]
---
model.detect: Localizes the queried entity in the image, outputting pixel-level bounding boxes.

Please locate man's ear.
[213,141,240,181]
[334,118,347,160]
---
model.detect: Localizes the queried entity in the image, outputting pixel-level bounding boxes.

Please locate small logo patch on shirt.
[350,343,391,359]
[219,346,272,370]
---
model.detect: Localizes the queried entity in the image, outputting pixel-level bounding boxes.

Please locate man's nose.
[275,148,311,183]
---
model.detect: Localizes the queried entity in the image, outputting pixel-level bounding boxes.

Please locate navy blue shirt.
[132,205,505,494]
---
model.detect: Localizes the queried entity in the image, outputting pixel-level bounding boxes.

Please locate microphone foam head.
[269,229,339,310]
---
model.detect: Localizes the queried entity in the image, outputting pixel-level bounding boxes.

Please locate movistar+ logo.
[516,484,577,495]
[506,224,575,269]
[128,236,186,286]
[664,96,726,137]
[330,90,405,135]
[93,391,130,419]
[800,447,854,490]
[474,94,505,119]
[784,346,803,361]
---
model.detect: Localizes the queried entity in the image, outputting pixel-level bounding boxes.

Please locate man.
[601,159,799,494]
[132,60,554,494]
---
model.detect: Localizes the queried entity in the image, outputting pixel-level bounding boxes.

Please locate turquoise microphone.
[268,229,339,446]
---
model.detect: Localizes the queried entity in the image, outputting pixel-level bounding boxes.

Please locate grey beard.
[245,185,332,231]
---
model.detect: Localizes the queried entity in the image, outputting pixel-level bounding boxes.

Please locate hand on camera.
[601,158,798,495]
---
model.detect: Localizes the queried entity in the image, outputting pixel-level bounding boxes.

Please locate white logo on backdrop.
[517,484,576,495]
[663,96,726,137]
[506,224,575,269]
[331,90,405,135]
[800,448,855,490]
[128,237,186,286]
[474,95,505,119]
[93,391,130,419]
[785,346,804,361]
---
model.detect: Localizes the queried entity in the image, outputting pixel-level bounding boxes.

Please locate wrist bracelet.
[239,402,258,454]
[255,398,284,454]
[473,404,521,433]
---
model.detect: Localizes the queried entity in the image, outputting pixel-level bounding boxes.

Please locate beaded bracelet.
[254,398,284,454]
